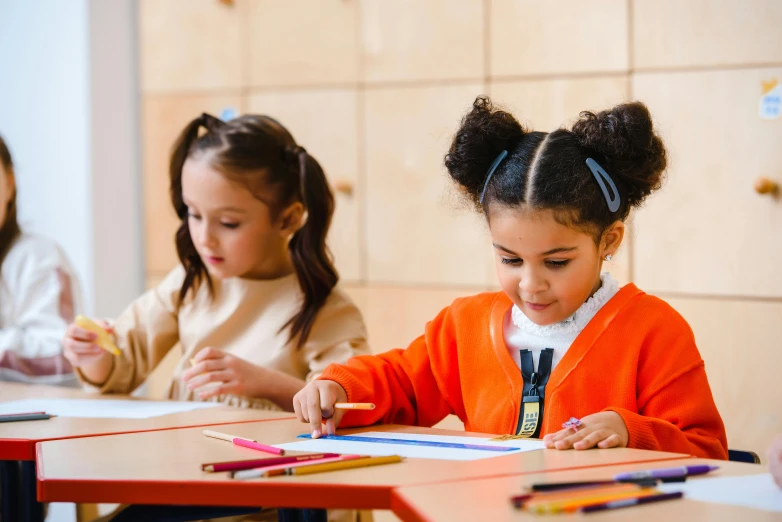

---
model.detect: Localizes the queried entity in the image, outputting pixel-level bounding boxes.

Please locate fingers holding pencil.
[293,380,349,438]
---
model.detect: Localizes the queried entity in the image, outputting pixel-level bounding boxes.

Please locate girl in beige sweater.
[63,113,368,411]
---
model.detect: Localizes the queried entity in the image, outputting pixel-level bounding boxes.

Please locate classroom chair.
[728,449,761,464]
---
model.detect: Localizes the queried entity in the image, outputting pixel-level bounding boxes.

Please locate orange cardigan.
[319,284,728,459]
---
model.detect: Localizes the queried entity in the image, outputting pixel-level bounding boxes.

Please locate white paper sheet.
[0,398,220,419]
[274,431,546,461]
[658,473,782,513]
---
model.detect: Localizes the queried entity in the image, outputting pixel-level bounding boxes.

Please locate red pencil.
[231,455,365,480]
[202,453,339,473]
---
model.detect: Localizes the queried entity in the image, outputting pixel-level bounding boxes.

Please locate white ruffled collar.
[510,272,619,338]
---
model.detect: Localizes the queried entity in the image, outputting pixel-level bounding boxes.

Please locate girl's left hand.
[180,347,264,399]
[543,411,629,450]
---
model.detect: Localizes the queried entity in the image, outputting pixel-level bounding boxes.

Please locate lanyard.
[514,348,554,438]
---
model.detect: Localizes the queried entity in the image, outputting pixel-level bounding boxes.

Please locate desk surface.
[390,458,773,522]
[0,382,294,460]
[36,418,687,510]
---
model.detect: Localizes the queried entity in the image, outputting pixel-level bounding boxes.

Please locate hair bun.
[571,102,667,207]
[445,96,525,206]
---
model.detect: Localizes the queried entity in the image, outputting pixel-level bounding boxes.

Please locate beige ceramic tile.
[142,94,243,277]
[489,76,630,131]
[139,0,243,92]
[633,0,782,69]
[364,83,494,286]
[342,284,481,354]
[247,89,362,281]
[632,68,782,297]
[666,296,782,456]
[490,0,629,77]
[360,0,484,83]
[246,0,359,87]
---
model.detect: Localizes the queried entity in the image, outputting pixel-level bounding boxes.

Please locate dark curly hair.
[445,96,667,239]
[169,113,338,348]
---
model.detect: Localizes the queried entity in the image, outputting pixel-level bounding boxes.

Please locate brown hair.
[169,113,338,347]
[445,96,667,239]
[0,134,20,266]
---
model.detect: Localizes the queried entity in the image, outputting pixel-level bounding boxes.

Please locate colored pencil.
[581,491,683,513]
[525,487,661,514]
[232,455,366,480]
[334,403,375,410]
[285,454,403,476]
[0,413,55,423]
[202,453,339,473]
[202,429,284,455]
[531,478,658,492]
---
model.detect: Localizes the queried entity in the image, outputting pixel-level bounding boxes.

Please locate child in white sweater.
[0,134,81,385]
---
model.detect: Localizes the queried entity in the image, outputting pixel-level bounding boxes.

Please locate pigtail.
[285,147,338,348]
[445,96,526,209]
[169,113,224,305]
[571,102,667,211]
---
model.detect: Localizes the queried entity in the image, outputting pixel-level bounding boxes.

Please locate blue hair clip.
[479,150,509,205]
[585,158,620,213]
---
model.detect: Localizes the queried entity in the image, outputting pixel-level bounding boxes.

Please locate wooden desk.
[391,458,773,522]
[0,382,295,460]
[36,418,687,510]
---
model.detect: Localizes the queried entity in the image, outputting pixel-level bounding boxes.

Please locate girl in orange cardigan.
[293,97,728,459]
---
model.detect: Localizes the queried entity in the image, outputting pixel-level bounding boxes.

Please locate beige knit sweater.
[79,266,368,410]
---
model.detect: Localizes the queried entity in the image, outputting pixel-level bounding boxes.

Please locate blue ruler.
[297,434,519,452]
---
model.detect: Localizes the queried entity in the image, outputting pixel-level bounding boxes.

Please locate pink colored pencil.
[203,429,284,456]
[232,437,284,455]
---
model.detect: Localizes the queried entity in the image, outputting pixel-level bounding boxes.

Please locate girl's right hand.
[293,380,348,439]
[62,322,112,368]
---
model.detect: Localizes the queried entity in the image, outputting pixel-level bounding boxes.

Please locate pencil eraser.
[75,315,121,356]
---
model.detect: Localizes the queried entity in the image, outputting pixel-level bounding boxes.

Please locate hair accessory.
[562,417,582,432]
[604,254,613,262]
[586,158,620,213]
[479,150,509,205]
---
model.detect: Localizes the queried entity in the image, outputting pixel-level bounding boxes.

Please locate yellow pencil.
[285,455,403,476]
[75,315,120,356]
[526,488,660,514]
[334,403,375,410]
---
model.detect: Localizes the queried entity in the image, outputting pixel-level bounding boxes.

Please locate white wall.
[0,0,142,317]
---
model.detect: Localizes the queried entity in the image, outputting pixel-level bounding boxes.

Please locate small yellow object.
[190,358,197,366]
[75,315,121,356]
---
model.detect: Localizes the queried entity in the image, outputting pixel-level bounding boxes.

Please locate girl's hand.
[62,321,113,367]
[543,411,629,450]
[292,380,348,439]
[181,347,264,399]
[768,435,782,489]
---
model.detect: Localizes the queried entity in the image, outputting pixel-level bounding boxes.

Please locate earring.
[604,254,613,262]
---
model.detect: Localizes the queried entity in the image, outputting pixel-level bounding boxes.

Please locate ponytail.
[169,113,225,305]
[286,146,338,347]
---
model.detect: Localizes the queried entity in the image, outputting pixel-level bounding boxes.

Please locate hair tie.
[479,150,508,205]
[586,158,620,213]
[198,112,223,132]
